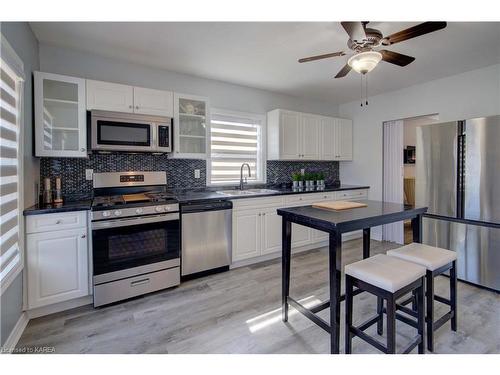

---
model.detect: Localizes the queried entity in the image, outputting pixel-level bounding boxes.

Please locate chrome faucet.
[239,163,251,190]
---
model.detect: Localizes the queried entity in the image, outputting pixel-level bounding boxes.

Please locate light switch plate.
[194,169,201,179]
[85,169,93,181]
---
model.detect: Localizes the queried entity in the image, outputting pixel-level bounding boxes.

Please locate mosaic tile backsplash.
[266,160,339,185]
[40,154,339,199]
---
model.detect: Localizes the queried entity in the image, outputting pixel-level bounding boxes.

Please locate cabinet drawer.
[232,196,284,210]
[285,192,333,205]
[93,267,180,307]
[335,189,368,200]
[26,211,87,234]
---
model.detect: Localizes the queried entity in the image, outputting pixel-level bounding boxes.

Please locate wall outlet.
[194,169,201,179]
[85,169,93,181]
[300,169,305,175]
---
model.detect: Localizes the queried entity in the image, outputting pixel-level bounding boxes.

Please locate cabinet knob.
[135,106,139,109]
[81,234,86,238]
[129,105,133,109]
[56,220,62,224]
[81,148,86,152]
[258,213,261,216]
[262,213,266,216]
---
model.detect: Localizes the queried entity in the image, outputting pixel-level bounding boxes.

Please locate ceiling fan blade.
[298,51,345,63]
[382,22,447,45]
[334,64,352,78]
[379,50,416,66]
[341,22,367,41]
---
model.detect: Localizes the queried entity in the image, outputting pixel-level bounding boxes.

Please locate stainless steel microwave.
[91,110,172,153]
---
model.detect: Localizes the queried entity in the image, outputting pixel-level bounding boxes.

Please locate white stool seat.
[345,254,426,293]
[387,243,457,271]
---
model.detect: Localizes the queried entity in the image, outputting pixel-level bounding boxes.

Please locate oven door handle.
[92,213,179,230]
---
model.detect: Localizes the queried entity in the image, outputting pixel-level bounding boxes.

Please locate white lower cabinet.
[26,212,89,309]
[232,189,369,264]
[233,209,262,261]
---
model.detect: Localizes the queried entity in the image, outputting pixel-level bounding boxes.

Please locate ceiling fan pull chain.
[360,74,363,107]
[366,74,369,106]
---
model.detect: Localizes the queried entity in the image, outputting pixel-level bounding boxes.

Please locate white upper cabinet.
[300,113,320,160]
[279,110,301,159]
[267,109,351,161]
[320,117,353,161]
[336,118,353,160]
[172,93,209,159]
[86,80,134,113]
[86,79,173,117]
[34,72,87,158]
[133,87,173,117]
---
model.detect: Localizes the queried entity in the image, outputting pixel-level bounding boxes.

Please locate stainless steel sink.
[216,188,279,197]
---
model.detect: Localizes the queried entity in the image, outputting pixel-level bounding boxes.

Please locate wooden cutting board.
[312,200,367,211]
[122,193,149,203]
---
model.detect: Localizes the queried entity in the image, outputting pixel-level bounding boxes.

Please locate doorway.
[382,114,439,244]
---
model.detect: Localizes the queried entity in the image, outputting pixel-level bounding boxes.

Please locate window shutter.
[210,112,264,184]
[1,59,22,285]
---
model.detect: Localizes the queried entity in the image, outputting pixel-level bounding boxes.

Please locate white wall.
[339,63,500,239]
[38,43,339,117]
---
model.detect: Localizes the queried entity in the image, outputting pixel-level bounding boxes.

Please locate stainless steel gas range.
[91,171,180,307]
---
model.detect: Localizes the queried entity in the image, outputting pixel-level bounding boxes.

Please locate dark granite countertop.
[23,200,92,216]
[277,200,427,233]
[23,184,370,215]
[173,184,370,204]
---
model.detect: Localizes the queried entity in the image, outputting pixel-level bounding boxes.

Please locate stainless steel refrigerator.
[415,115,500,291]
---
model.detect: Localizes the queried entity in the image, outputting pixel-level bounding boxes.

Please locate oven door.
[92,114,155,152]
[92,213,180,280]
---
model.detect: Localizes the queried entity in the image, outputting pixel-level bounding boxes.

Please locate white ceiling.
[30,22,500,105]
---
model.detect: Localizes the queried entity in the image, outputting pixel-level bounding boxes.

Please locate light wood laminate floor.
[17,239,500,354]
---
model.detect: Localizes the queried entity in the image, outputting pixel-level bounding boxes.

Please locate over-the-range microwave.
[91,110,172,153]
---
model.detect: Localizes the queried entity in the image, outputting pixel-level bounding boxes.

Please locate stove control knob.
[114,210,122,216]
[102,211,111,217]
[155,206,163,213]
[135,208,143,214]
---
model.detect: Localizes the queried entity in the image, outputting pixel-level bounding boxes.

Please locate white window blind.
[209,110,265,185]
[1,54,23,287]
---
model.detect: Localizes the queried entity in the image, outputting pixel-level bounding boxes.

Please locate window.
[1,34,24,291]
[209,109,265,185]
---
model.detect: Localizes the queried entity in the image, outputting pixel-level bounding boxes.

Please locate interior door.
[280,111,300,159]
[300,113,320,159]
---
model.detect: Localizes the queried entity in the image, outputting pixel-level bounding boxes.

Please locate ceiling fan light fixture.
[348,51,382,74]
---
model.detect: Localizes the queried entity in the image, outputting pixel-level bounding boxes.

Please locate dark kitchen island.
[277,200,428,354]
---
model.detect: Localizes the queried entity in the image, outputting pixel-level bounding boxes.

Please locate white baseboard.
[26,295,92,320]
[3,311,28,352]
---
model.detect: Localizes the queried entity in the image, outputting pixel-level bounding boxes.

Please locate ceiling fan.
[298,22,447,78]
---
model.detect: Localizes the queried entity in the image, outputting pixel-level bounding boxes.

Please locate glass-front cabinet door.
[34,71,87,157]
[173,93,209,159]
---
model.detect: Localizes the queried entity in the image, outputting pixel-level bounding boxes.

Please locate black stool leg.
[377,297,384,335]
[450,260,457,332]
[411,290,418,311]
[417,279,425,354]
[345,275,354,354]
[426,270,434,352]
[386,295,396,354]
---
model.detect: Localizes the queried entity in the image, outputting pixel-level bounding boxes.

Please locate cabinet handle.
[258,213,261,216]
[81,234,86,238]
[56,220,62,224]
[262,213,266,216]
[81,148,86,152]
[131,278,150,287]
[136,105,139,109]
[129,105,133,109]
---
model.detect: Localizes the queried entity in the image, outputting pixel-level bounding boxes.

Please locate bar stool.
[387,243,458,352]
[345,254,426,354]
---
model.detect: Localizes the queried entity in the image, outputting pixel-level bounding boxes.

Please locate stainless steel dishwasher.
[181,200,232,277]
